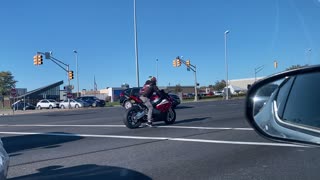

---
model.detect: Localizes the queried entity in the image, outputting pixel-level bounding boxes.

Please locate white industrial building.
[229,77,264,90]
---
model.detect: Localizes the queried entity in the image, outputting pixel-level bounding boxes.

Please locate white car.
[0,139,9,180]
[59,99,84,109]
[36,99,59,110]
[213,91,223,96]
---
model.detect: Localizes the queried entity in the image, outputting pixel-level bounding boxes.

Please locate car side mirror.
[246,65,320,146]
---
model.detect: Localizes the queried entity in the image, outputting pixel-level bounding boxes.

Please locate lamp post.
[307,48,312,65]
[73,50,79,97]
[224,30,230,100]
[134,0,140,87]
[156,59,159,82]
[254,65,264,82]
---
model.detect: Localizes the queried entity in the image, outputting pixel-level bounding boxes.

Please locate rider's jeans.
[140,96,153,122]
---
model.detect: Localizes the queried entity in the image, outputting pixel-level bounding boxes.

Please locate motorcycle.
[123,90,176,129]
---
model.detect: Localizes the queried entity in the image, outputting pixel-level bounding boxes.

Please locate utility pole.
[224,30,230,100]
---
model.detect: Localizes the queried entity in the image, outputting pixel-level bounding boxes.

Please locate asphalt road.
[0,100,319,180]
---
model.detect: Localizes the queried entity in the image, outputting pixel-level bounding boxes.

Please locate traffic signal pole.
[34,52,74,108]
[173,56,198,101]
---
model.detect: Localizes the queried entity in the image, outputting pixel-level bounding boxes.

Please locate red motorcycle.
[123,90,176,129]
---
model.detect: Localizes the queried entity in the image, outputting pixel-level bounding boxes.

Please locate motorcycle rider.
[140,76,160,127]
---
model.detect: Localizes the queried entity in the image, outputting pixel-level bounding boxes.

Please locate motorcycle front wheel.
[123,107,142,129]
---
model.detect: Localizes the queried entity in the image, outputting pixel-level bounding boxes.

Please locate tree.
[175,84,182,93]
[0,71,18,107]
[212,80,226,91]
[286,64,307,71]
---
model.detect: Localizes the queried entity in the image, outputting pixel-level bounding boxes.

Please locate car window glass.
[256,84,278,97]
[276,77,295,118]
[281,72,320,128]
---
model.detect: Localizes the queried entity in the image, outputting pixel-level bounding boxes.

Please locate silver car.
[59,99,85,109]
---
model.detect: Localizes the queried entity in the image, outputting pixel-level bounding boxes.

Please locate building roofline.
[16,80,64,99]
[229,77,264,82]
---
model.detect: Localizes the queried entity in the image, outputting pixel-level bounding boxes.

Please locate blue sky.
[1,0,320,91]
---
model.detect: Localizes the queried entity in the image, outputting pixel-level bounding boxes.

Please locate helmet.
[149,76,157,83]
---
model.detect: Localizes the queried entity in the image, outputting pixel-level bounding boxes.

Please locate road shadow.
[9,164,152,180]
[2,133,83,154]
[175,106,193,109]
[157,117,210,126]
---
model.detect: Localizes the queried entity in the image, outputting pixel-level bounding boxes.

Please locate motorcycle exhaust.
[135,111,145,120]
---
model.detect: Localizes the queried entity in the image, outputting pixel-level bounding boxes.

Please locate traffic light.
[38,55,43,65]
[186,60,191,67]
[176,59,181,67]
[274,61,278,69]
[33,54,43,65]
[68,71,74,80]
[173,59,177,67]
[33,55,38,65]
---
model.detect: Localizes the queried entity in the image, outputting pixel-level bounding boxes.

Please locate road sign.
[67,92,73,98]
[11,88,16,97]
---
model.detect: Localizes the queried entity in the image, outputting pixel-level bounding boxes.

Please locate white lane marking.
[0,131,307,148]
[0,124,254,131]
[170,138,307,147]
[0,124,125,128]
[159,126,253,131]
[0,132,167,140]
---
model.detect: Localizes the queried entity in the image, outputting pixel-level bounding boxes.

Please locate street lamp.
[254,65,264,82]
[156,59,158,82]
[307,48,312,65]
[134,0,140,87]
[73,50,79,97]
[224,30,230,100]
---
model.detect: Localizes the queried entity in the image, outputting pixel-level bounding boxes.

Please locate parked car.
[0,138,9,180]
[213,91,223,96]
[168,93,181,108]
[12,101,36,111]
[59,99,86,109]
[77,96,106,107]
[36,99,59,110]
[75,99,91,107]
[119,87,141,109]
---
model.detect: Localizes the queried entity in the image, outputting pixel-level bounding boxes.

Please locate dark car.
[120,87,142,109]
[168,94,181,108]
[12,101,36,111]
[77,96,106,107]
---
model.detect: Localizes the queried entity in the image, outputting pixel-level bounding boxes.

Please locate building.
[229,77,264,90]
[5,81,64,107]
[15,88,27,97]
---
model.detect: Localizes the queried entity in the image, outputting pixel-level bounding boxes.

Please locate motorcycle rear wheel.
[123,107,142,129]
[164,108,176,124]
